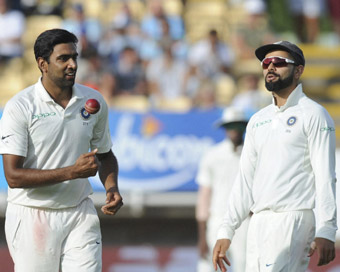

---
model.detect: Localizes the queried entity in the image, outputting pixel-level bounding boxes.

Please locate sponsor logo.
[32,112,56,120]
[287,116,297,126]
[1,134,13,140]
[80,107,91,120]
[89,114,214,191]
[320,127,335,132]
[252,119,272,128]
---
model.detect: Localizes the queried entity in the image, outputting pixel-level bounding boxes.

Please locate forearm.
[97,150,119,191]
[5,165,75,188]
[3,150,98,189]
[97,150,123,215]
[197,220,208,242]
[315,178,337,242]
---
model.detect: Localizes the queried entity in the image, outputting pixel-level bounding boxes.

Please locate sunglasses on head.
[261,56,296,69]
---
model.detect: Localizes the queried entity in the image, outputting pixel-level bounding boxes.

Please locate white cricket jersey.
[196,140,242,219]
[0,79,112,209]
[217,84,337,242]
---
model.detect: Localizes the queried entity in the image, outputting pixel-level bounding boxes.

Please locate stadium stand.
[299,44,340,101]
[184,0,230,43]
[110,94,150,113]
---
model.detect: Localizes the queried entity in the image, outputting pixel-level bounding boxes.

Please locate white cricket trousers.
[5,197,102,272]
[246,210,315,272]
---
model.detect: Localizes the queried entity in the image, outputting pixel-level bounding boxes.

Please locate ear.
[294,65,304,79]
[37,57,48,74]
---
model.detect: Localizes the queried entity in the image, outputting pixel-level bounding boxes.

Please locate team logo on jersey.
[287,116,297,126]
[80,107,91,120]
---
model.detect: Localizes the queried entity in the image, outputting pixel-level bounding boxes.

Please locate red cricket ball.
[85,99,100,114]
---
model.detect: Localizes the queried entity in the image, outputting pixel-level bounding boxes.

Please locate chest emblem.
[80,107,91,120]
[287,116,297,126]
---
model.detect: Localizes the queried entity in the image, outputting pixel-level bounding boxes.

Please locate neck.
[41,77,73,108]
[232,142,242,152]
[272,85,296,107]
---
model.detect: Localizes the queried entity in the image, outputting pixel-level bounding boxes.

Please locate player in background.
[0,29,123,272]
[196,107,249,272]
[213,41,337,271]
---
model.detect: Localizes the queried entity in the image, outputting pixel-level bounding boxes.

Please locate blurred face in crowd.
[150,0,164,18]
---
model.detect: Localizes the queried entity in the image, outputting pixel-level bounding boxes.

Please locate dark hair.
[34,29,78,62]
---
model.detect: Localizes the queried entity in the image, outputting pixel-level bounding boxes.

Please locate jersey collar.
[275,83,304,112]
[36,77,85,103]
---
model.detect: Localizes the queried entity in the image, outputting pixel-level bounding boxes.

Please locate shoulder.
[74,83,106,103]
[4,85,35,112]
[299,96,334,123]
[202,140,230,159]
[247,104,273,129]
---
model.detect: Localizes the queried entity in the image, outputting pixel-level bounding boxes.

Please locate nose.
[67,58,77,69]
[267,62,276,70]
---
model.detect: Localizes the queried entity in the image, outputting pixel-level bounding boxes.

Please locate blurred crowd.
[0,0,339,112]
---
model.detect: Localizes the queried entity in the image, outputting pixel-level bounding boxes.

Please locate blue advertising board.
[90,108,225,192]
[0,108,225,192]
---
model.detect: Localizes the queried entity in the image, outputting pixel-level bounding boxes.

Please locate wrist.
[67,165,77,180]
[106,186,119,194]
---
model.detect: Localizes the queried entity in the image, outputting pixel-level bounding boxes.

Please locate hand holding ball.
[85,99,100,114]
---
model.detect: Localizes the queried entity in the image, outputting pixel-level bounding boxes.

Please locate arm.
[216,126,256,240]
[307,108,337,266]
[213,124,256,269]
[2,149,99,188]
[196,185,211,259]
[96,150,123,215]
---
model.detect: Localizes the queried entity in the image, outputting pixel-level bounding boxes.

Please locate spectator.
[191,79,217,109]
[62,3,102,57]
[112,2,135,31]
[231,71,272,115]
[141,0,185,41]
[188,29,235,80]
[287,0,324,43]
[99,23,143,67]
[187,29,236,107]
[97,72,117,106]
[146,42,189,105]
[327,0,340,43]
[75,47,119,104]
[98,4,143,67]
[20,0,64,16]
[113,46,147,96]
[0,0,25,65]
[76,47,105,90]
[140,15,188,65]
[231,0,277,60]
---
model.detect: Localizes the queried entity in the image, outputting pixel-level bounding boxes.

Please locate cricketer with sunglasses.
[212,41,337,272]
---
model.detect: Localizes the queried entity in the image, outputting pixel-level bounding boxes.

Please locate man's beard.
[265,69,294,93]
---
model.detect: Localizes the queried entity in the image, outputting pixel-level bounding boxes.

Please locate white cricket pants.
[246,210,315,272]
[5,197,102,272]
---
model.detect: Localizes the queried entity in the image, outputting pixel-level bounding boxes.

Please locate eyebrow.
[56,53,79,59]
